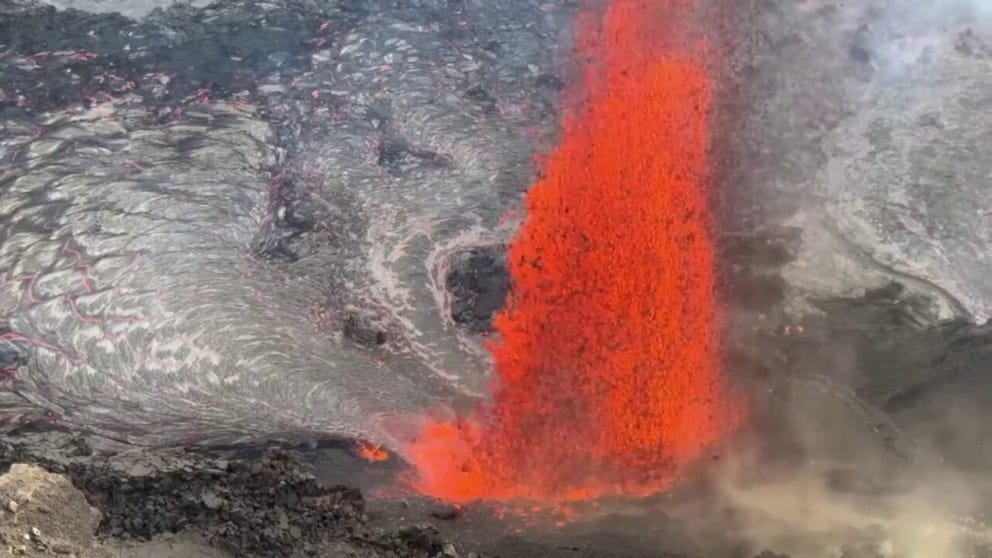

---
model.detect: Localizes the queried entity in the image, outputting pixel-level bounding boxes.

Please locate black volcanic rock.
[445,246,510,333]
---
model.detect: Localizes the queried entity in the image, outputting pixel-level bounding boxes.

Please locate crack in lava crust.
[405,0,741,504]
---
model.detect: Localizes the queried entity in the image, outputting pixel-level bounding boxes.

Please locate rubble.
[0,436,464,557]
[0,463,100,556]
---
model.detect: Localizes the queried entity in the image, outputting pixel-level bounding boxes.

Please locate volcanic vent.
[406,0,741,504]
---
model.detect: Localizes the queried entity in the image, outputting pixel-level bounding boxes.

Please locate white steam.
[703,0,992,555]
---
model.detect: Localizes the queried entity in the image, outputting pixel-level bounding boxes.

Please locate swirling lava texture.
[406,0,740,503]
[0,0,570,449]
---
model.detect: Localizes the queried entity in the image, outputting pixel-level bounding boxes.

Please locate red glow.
[357,442,390,463]
[406,0,739,503]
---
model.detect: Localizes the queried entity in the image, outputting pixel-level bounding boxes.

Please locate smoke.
[707,461,986,558]
[690,376,992,557]
[944,0,992,18]
[696,0,992,555]
[862,0,992,80]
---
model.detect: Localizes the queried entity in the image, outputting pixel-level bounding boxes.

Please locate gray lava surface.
[3,1,992,557]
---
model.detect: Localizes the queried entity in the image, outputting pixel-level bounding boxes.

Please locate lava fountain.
[405,0,740,503]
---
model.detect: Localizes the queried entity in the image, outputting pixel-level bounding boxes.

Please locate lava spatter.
[405,0,740,504]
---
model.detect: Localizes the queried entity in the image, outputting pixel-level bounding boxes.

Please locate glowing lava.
[357,442,390,463]
[405,0,738,503]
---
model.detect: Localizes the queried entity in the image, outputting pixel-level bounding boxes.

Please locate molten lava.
[406,0,738,503]
[357,442,390,463]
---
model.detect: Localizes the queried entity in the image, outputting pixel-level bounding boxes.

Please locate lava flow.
[405,0,739,504]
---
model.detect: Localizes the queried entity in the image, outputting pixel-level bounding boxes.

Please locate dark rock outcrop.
[0,434,456,557]
[444,246,510,333]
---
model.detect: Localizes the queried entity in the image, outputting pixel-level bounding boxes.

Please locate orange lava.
[357,442,390,463]
[405,0,738,503]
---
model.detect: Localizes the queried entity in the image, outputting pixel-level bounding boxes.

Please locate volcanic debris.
[0,463,101,555]
[444,246,510,333]
[0,433,457,557]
